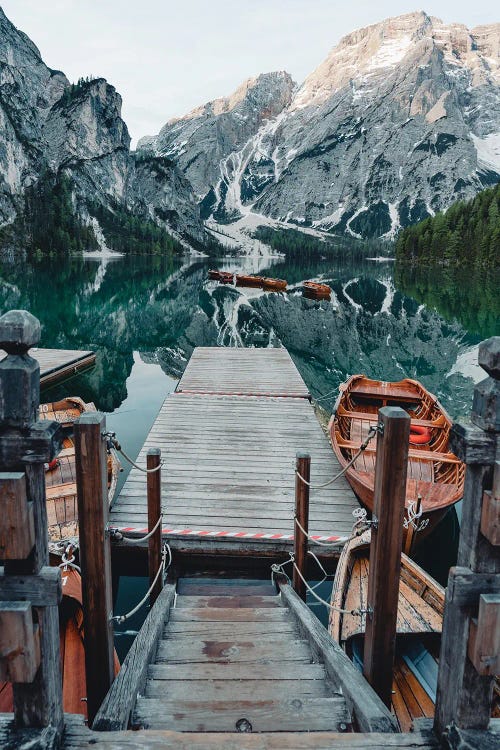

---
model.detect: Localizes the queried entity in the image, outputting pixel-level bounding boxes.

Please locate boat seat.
[349,384,422,402]
[335,436,461,463]
[336,406,447,430]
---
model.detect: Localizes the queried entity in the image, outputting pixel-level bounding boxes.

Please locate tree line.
[395,182,500,268]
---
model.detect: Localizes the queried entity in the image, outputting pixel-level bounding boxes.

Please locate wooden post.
[435,336,500,737]
[0,310,63,733]
[363,406,410,709]
[147,448,163,606]
[293,452,310,602]
[74,413,115,726]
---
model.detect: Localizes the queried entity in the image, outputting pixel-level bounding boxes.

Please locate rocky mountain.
[0,8,204,257]
[139,12,500,239]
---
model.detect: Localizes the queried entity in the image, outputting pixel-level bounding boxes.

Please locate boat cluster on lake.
[208,269,332,299]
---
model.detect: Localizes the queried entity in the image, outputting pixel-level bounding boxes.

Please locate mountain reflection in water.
[0,253,497,420]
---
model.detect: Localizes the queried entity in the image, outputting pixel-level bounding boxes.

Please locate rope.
[312,387,340,403]
[59,545,81,573]
[109,515,163,544]
[288,554,368,616]
[103,433,163,473]
[294,507,369,547]
[296,425,378,490]
[111,544,171,624]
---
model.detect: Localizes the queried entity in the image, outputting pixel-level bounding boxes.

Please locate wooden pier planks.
[176,346,310,398]
[110,391,360,552]
[0,347,95,387]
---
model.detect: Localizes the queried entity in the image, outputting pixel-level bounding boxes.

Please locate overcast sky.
[2,1,498,146]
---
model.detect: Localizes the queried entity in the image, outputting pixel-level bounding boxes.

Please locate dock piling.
[362,406,410,709]
[147,448,163,605]
[74,412,115,726]
[293,452,310,601]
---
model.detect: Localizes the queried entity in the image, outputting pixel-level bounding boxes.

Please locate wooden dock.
[110,347,359,555]
[0,347,95,386]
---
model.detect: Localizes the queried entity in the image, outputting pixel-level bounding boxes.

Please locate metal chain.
[109,515,163,544]
[110,544,171,624]
[296,425,378,490]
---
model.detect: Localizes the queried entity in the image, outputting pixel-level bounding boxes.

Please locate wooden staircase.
[132,577,352,733]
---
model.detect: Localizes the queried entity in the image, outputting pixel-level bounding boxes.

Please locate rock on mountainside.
[139,12,500,238]
[0,8,204,255]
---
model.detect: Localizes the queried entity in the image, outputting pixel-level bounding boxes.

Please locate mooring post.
[363,406,410,708]
[147,448,163,605]
[294,452,310,602]
[74,413,115,726]
[434,336,500,737]
[0,310,63,733]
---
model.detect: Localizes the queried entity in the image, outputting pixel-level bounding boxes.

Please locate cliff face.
[0,8,204,253]
[140,12,500,238]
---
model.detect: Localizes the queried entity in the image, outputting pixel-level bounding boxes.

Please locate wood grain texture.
[74,413,114,725]
[278,582,397,734]
[133,696,350,732]
[176,347,310,398]
[93,585,176,731]
[110,390,359,551]
[363,407,410,709]
[0,348,95,387]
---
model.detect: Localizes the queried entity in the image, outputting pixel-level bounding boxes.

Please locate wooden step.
[133,696,351,732]
[145,678,331,700]
[170,607,289,622]
[177,578,277,597]
[148,663,327,681]
[156,638,313,664]
[164,621,298,638]
[175,595,280,609]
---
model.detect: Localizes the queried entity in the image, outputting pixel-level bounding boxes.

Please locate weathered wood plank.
[0,348,95,387]
[133,696,350,732]
[176,347,309,398]
[0,567,62,605]
[147,663,326,681]
[170,607,290,622]
[279,582,398,733]
[145,678,329,700]
[175,594,280,608]
[156,638,313,663]
[164,622,296,637]
[60,713,440,749]
[93,585,176,731]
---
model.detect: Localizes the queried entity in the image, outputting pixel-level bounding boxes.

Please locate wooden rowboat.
[329,531,500,730]
[303,281,331,299]
[0,567,119,717]
[235,274,264,288]
[41,398,120,546]
[328,375,465,541]
[208,269,234,283]
[39,396,96,427]
[262,277,287,292]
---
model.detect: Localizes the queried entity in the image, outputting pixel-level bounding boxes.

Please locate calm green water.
[0,252,497,645]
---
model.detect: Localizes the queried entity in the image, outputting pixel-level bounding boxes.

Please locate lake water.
[0,251,497,649]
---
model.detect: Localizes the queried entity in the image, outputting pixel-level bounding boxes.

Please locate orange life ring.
[409,424,432,445]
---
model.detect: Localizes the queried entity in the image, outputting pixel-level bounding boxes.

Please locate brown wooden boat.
[328,375,465,540]
[0,567,119,718]
[303,281,331,299]
[329,531,499,730]
[208,269,234,283]
[38,396,96,427]
[235,274,264,288]
[262,277,287,292]
[41,398,120,545]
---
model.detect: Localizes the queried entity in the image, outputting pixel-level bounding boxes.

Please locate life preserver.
[409,424,432,445]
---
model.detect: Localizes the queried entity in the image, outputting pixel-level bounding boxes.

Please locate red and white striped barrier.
[115,526,348,542]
